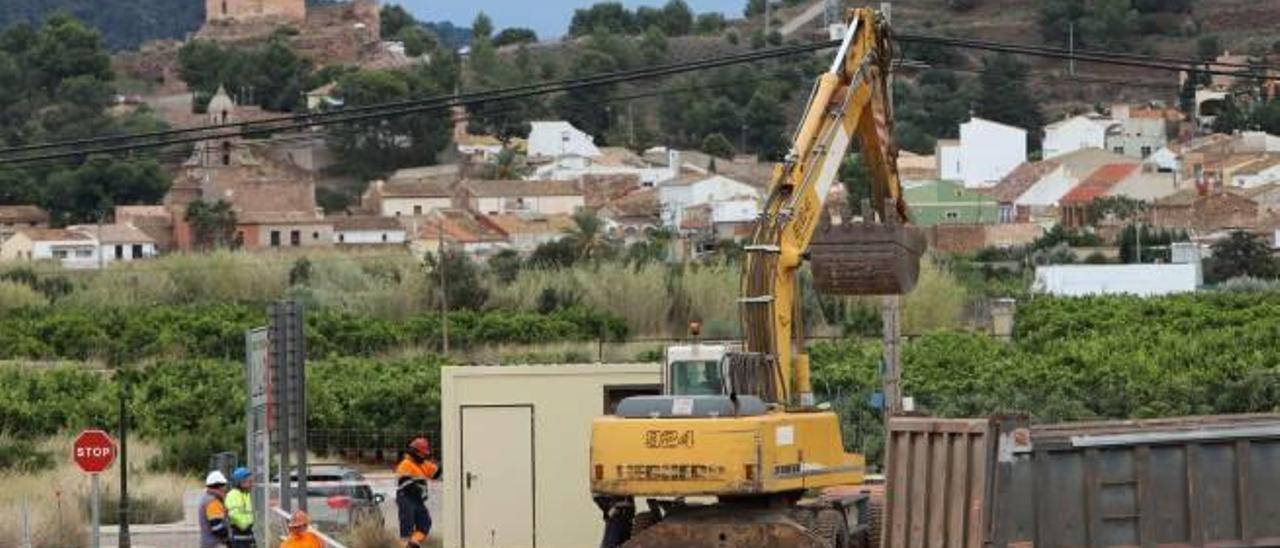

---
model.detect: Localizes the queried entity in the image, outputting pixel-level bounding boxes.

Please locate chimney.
[668,149,681,178]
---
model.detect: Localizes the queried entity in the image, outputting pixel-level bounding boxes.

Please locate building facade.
[903,180,999,226]
[206,0,306,23]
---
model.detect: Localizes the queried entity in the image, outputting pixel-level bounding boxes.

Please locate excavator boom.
[591,8,924,547]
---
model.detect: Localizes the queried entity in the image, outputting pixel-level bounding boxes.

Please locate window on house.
[115,245,124,260]
[414,205,422,215]
[381,233,387,242]
[944,211,960,220]
[1113,146,1124,154]
[221,141,231,166]
[312,231,319,240]
[270,231,281,247]
[52,249,68,259]
[395,211,401,217]
[132,245,143,259]
[290,230,301,246]
[222,0,227,15]
[1141,146,1152,157]
[75,249,92,258]
[338,233,345,243]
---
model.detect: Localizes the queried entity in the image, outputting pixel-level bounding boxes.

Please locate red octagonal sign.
[73,429,117,474]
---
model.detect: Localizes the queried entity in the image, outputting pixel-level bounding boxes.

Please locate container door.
[462,405,534,548]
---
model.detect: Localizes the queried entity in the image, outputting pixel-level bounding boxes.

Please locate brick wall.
[1151,194,1259,233]
[925,223,1045,253]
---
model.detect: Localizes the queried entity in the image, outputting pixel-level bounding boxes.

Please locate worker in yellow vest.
[395,437,441,548]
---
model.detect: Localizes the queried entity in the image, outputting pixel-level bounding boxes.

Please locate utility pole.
[765,0,771,37]
[438,218,449,355]
[117,374,131,548]
[1068,22,1076,75]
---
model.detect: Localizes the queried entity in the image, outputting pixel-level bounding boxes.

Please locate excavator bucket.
[624,507,827,548]
[809,220,926,296]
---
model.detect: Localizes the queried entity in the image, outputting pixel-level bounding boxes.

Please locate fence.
[308,429,439,466]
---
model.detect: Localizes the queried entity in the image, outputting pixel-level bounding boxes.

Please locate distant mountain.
[0,0,204,50]
[423,21,472,50]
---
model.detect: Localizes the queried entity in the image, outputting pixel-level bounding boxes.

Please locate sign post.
[245,327,271,548]
[73,430,117,548]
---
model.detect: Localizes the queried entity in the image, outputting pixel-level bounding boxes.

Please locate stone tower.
[206,0,306,24]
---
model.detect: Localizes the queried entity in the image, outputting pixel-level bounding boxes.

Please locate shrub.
[0,436,54,472]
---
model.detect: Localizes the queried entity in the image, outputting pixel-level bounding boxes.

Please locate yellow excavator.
[591,7,924,548]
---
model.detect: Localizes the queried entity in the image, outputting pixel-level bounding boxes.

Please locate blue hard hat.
[231,467,252,483]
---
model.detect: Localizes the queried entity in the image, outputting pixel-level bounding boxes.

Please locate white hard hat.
[205,470,228,486]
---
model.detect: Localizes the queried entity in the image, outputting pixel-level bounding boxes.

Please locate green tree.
[563,211,616,262]
[1197,35,1222,60]
[328,64,454,180]
[426,249,489,311]
[380,4,417,39]
[1207,231,1277,283]
[29,12,112,91]
[975,53,1044,150]
[744,88,789,160]
[639,26,669,66]
[701,132,735,158]
[1079,0,1139,51]
[840,154,872,215]
[492,27,538,47]
[472,12,494,41]
[694,13,726,34]
[660,0,694,36]
[185,200,238,251]
[1037,0,1085,46]
[569,3,635,36]
[487,249,524,283]
[745,0,766,17]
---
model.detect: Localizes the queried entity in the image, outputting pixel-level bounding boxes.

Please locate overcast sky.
[399,0,746,41]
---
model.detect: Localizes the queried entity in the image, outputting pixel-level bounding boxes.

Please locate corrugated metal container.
[882,414,1280,548]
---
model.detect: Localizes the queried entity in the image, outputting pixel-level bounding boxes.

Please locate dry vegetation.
[0,437,192,548]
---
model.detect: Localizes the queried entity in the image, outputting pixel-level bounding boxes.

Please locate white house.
[0,228,99,269]
[1145,146,1180,173]
[1014,148,1135,211]
[1043,115,1115,159]
[332,216,408,245]
[1105,117,1167,159]
[532,148,680,187]
[938,118,1027,188]
[1034,263,1200,296]
[1229,156,1280,188]
[460,180,585,216]
[527,121,601,160]
[659,175,761,228]
[66,223,157,264]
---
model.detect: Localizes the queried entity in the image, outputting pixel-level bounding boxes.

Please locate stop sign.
[73,430,117,473]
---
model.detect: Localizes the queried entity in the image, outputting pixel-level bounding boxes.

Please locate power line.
[0,40,833,160]
[7,33,1273,167]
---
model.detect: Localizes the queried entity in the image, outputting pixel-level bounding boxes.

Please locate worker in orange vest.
[396,437,441,548]
[280,510,324,548]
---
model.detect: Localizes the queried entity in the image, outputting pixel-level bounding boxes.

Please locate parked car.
[272,465,385,532]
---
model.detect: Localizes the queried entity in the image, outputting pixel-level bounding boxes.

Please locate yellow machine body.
[591,411,865,497]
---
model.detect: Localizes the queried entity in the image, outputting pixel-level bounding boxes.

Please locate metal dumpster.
[882,414,1280,548]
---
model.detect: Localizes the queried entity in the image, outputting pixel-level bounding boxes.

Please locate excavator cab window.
[668,360,724,396]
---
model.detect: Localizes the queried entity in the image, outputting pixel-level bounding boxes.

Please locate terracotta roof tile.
[17,228,93,242]
[1061,164,1140,205]
[988,160,1060,203]
[67,224,155,244]
[463,179,581,198]
[0,205,49,224]
[330,216,404,231]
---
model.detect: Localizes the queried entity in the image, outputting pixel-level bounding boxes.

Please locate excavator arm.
[740,8,916,407]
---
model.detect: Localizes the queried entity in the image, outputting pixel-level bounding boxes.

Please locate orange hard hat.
[287,510,310,528]
[409,437,431,456]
